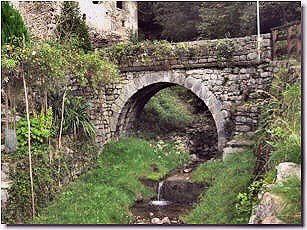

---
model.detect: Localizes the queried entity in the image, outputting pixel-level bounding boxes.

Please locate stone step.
[226,139,255,148]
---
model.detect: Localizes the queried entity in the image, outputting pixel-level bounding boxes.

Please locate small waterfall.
[149,180,170,206]
[157,181,164,201]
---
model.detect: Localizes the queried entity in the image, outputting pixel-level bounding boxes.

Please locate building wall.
[12,1,138,47]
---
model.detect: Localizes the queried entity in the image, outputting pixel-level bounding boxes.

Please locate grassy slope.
[32,138,189,224]
[263,64,301,224]
[183,151,255,224]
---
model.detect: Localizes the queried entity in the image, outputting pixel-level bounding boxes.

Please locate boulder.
[249,192,283,224]
[161,174,205,203]
[276,162,301,182]
[262,216,285,224]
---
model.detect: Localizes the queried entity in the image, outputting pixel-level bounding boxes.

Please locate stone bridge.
[79,33,279,156]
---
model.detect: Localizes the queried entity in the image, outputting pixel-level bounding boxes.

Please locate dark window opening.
[92,1,99,4]
[116,1,123,9]
[82,14,86,20]
[122,20,125,27]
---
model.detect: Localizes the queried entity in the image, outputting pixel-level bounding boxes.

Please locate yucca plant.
[49,94,95,139]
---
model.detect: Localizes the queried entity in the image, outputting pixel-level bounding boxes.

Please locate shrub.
[16,109,53,150]
[2,138,100,224]
[1,1,29,46]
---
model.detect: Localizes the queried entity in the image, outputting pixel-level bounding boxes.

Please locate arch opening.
[111,74,228,153]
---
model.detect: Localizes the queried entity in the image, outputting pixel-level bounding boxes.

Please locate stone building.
[12,1,138,48]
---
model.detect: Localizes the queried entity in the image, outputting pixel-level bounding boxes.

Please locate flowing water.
[130,158,209,224]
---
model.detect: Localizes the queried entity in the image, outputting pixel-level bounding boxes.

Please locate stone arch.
[110,70,228,152]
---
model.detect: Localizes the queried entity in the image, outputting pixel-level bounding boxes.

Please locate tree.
[153,2,202,42]
[259,2,301,33]
[198,2,257,39]
[55,1,91,51]
[138,2,202,42]
[1,1,29,46]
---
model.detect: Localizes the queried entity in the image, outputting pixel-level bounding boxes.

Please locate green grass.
[272,176,301,224]
[183,150,255,224]
[137,87,193,133]
[191,159,223,185]
[31,138,189,224]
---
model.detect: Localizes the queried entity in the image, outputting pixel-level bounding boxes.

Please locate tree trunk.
[58,88,67,150]
[23,72,36,219]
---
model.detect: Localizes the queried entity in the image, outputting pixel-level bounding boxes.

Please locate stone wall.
[72,34,276,155]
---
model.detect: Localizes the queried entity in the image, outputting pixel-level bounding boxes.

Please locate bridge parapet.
[117,34,272,72]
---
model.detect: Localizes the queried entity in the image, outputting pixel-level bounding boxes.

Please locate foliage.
[257,66,301,167]
[55,1,91,51]
[242,62,301,224]
[31,138,189,224]
[192,159,223,185]
[49,95,95,138]
[183,150,255,224]
[100,39,197,65]
[139,2,300,41]
[16,109,53,150]
[2,138,100,224]
[214,38,235,60]
[1,1,29,46]
[71,49,119,89]
[272,176,301,224]
[2,39,119,112]
[233,180,266,223]
[260,2,301,33]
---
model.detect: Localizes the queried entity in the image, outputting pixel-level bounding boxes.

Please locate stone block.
[247,52,258,61]
[236,125,251,132]
[223,147,248,160]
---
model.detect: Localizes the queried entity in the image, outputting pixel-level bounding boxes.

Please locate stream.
[130,157,209,224]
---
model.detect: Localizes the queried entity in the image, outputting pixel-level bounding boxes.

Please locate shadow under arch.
[110,72,228,152]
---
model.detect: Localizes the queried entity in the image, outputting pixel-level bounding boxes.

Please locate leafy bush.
[31,138,189,224]
[1,1,29,46]
[16,109,53,150]
[183,150,255,224]
[272,176,301,224]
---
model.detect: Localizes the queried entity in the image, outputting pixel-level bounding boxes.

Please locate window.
[116,1,123,9]
[92,1,99,4]
[122,20,125,27]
